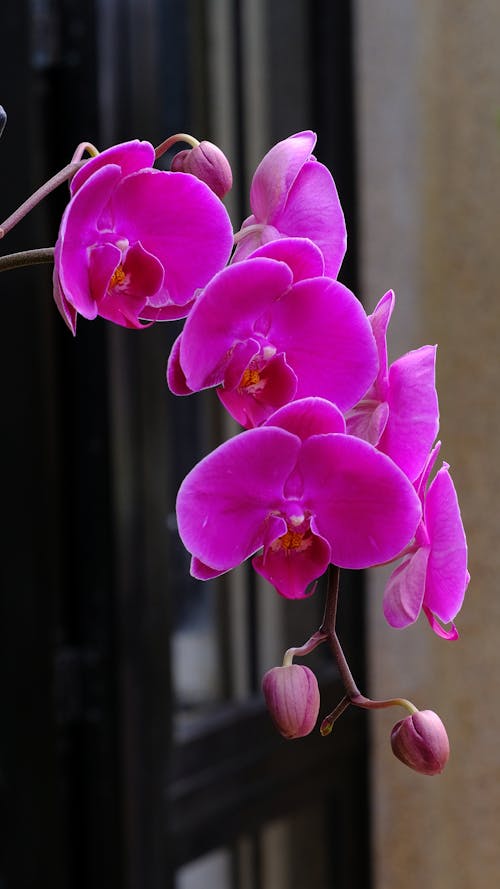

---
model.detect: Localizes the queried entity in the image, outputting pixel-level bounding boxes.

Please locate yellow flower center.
[109,264,126,289]
[271,527,313,554]
[279,530,306,550]
[240,366,261,389]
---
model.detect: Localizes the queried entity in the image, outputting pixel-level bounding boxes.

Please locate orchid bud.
[262,664,320,739]
[0,106,6,139]
[171,141,233,199]
[390,709,450,775]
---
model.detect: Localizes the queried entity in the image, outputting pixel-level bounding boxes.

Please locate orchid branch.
[0,248,55,272]
[320,565,417,717]
[0,160,86,239]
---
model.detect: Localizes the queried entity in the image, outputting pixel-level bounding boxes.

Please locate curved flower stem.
[350,692,418,715]
[0,160,86,239]
[319,564,418,720]
[319,564,341,636]
[0,247,55,272]
[154,133,200,160]
[71,141,99,163]
[283,630,327,666]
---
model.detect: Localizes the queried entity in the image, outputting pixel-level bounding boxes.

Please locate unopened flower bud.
[262,664,320,739]
[390,709,450,775]
[171,141,233,199]
[0,106,6,139]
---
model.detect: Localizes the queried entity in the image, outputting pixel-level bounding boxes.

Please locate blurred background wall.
[355,2,500,886]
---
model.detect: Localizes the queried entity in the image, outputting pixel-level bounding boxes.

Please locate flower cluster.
[1,124,468,774]
[166,132,468,643]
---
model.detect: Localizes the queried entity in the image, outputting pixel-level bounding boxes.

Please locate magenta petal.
[191,557,225,580]
[369,290,395,397]
[264,397,346,439]
[70,140,155,194]
[383,547,430,628]
[140,297,197,321]
[270,277,378,410]
[57,164,123,317]
[218,352,298,428]
[253,531,331,599]
[88,242,163,328]
[302,435,421,568]
[424,465,468,623]
[88,242,123,302]
[166,333,195,395]
[111,168,234,309]
[414,441,442,502]
[179,258,293,390]
[345,400,389,446]
[275,160,347,278]
[232,218,281,264]
[223,339,261,391]
[52,258,77,334]
[378,345,439,481]
[250,131,317,220]
[422,607,460,640]
[246,237,325,281]
[176,427,300,572]
[124,241,164,300]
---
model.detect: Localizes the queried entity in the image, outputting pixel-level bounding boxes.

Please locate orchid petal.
[191,556,226,581]
[301,435,421,568]
[179,258,293,390]
[253,530,331,599]
[52,254,77,334]
[378,345,439,481]
[57,164,122,317]
[246,237,325,281]
[275,160,346,277]
[414,441,442,502]
[270,277,377,410]
[111,169,234,311]
[176,427,300,572]
[369,290,395,397]
[250,130,317,220]
[218,352,298,428]
[232,218,280,263]
[424,465,468,623]
[70,140,155,194]
[423,607,460,640]
[345,400,389,446]
[166,333,194,395]
[264,397,346,439]
[383,547,430,628]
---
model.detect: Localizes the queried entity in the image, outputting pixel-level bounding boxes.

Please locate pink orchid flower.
[232,131,347,277]
[176,398,422,599]
[346,290,439,481]
[383,443,469,639]
[167,239,377,427]
[53,140,234,333]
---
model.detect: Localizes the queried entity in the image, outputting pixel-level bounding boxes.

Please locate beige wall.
[355,2,500,887]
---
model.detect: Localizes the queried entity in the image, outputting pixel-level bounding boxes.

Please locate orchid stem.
[154,133,200,160]
[0,160,86,239]
[0,248,55,272]
[320,696,351,735]
[320,564,418,718]
[283,631,327,666]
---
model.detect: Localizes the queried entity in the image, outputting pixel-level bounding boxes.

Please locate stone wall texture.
[355,2,500,887]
